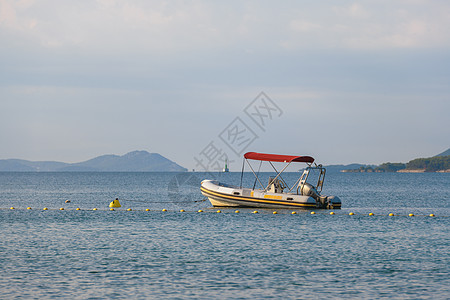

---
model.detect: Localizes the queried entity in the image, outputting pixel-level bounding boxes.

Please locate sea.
[0,171,449,299]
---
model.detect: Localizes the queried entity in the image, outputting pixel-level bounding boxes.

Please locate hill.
[0,151,187,172]
[405,155,450,172]
[339,148,450,173]
[435,148,450,157]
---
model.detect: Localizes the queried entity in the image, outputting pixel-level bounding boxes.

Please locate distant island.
[340,148,450,173]
[0,151,187,172]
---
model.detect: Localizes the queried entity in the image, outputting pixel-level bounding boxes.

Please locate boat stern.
[323,195,341,209]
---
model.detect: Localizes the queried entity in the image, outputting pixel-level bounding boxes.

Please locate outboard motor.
[301,183,329,208]
[300,183,319,198]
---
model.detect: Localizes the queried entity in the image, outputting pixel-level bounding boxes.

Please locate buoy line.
[0,207,445,217]
[110,198,207,204]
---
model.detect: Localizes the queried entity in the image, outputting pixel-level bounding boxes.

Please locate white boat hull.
[201,180,341,209]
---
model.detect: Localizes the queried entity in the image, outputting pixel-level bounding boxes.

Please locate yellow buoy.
[252,210,258,214]
[110,208,115,211]
[291,211,297,214]
[198,210,203,213]
[349,212,354,216]
[429,214,435,217]
[27,207,32,210]
[330,212,335,215]
[109,198,121,208]
[369,213,374,216]
[180,209,185,212]
[60,208,64,211]
[43,207,48,210]
[310,211,315,215]
[145,208,150,211]
[409,213,414,217]
[216,210,221,213]
[235,210,240,213]
[76,208,80,211]
[162,209,167,212]
[273,211,278,214]
[389,213,394,216]
[127,208,132,211]
[93,208,97,211]
[10,207,15,210]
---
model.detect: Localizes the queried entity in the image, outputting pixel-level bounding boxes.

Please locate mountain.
[0,151,187,172]
[10,159,69,171]
[0,160,36,171]
[435,148,450,157]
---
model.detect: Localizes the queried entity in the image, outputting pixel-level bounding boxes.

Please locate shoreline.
[398,169,450,173]
[397,169,426,173]
[341,169,450,173]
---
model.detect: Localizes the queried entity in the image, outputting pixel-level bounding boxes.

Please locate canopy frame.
[242,152,315,193]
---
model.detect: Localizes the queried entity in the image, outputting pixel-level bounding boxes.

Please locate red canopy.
[244,152,314,163]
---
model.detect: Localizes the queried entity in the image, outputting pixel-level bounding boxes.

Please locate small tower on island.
[222,159,229,172]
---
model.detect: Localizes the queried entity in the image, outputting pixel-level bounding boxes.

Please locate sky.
[1,0,449,170]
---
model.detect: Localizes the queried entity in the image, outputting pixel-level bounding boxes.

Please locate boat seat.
[268,177,285,193]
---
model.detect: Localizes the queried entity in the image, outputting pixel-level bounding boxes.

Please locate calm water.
[0,172,449,299]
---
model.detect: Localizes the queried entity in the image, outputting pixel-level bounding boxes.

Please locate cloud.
[2,1,450,54]
[334,3,370,19]
[0,0,16,26]
[290,20,321,33]
[284,2,450,50]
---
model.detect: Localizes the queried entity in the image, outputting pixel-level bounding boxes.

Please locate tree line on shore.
[343,155,450,173]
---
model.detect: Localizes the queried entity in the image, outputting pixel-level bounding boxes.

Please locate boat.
[201,152,341,209]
